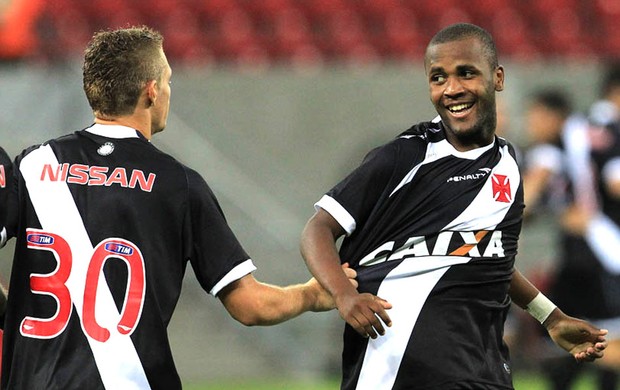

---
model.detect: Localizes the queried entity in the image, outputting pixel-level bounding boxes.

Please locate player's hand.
[306,263,358,312]
[545,309,608,362]
[335,290,392,339]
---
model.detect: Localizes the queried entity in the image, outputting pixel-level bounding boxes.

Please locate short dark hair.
[530,89,573,118]
[83,26,165,117]
[426,23,499,69]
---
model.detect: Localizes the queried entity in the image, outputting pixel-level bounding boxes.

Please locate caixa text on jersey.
[39,163,156,192]
[359,230,506,267]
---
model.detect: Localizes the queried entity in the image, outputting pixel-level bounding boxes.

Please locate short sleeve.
[185,168,256,296]
[316,144,397,236]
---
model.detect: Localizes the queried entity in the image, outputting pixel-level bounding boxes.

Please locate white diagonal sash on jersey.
[355,144,520,389]
[355,257,466,390]
[20,145,151,390]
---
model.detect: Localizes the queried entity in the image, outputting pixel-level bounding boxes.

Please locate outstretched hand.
[545,310,608,362]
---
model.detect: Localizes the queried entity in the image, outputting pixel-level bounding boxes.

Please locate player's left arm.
[217,265,357,326]
[509,268,608,362]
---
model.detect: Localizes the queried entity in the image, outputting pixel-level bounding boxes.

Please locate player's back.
[3,125,192,389]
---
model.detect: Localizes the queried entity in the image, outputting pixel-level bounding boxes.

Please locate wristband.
[525,293,557,324]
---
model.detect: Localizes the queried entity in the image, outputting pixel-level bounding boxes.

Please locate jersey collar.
[85,123,141,139]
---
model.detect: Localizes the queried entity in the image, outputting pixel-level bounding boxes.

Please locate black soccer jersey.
[2,124,255,390]
[316,120,523,389]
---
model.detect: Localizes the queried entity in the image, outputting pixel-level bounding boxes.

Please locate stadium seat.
[268,8,315,61]
[404,0,460,31]
[354,0,404,25]
[489,7,539,60]
[434,6,473,30]
[38,2,93,60]
[373,8,423,60]
[320,9,368,59]
[160,7,208,63]
[242,0,296,24]
[540,8,592,58]
[301,0,353,25]
[467,0,512,22]
[207,8,262,64]
[190,0,243,23]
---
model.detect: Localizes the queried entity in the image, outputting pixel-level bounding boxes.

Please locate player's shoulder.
[396,119,439,139]
[393,118,444,149]
[382,119,440,155]
[358,120,437,172]
[16,129,88,162]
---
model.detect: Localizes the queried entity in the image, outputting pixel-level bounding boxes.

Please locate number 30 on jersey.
[22,228,146,342]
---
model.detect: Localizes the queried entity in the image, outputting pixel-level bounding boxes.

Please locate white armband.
[525,293,557,324]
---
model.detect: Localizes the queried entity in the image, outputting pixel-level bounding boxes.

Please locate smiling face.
[425,37,504,151]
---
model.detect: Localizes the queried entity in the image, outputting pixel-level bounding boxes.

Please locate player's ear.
[494,66,505,92]
[145,80,158,107]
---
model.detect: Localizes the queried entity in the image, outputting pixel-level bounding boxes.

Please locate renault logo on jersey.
[492,174,511,202]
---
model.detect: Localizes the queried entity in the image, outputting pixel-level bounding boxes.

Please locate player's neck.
[94,115,152,140]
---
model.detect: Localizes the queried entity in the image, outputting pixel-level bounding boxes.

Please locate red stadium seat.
[527,0,579,16]
[540,8,592,58]
[354,0,404,25]
[320,9,368,59]
[490,7,540,60]
[242,0,296,23]
[467,0,512,22]
[373,8,423,61]
[106,8,147,30]
[301,0,353,25]
[268,8,315,61]
[160,7,209,63]
[131,0,179,26]
[39,3,93,60]
[189,0,243,23]
[434,6,473,30]
[207,8,262,64]
[404,0,460,31]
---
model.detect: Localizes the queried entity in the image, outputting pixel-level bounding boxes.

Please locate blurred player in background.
[590,61,620,128]
[522,89,573,216]
[520,88,620,389]
[543,62,620,389]
[0,26,366,390]
[300,23,607,389]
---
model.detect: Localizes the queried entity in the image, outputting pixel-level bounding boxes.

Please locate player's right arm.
[300,208,392,339]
